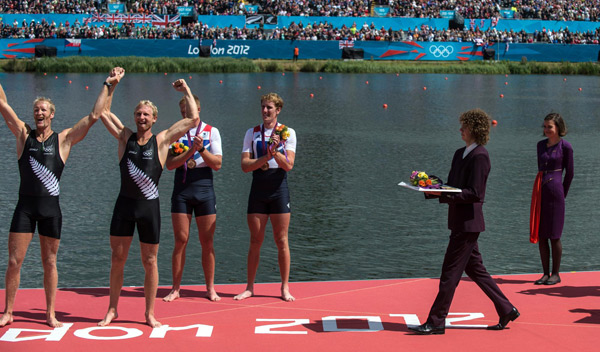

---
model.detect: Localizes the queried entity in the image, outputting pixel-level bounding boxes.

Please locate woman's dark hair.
[543,113,567,137]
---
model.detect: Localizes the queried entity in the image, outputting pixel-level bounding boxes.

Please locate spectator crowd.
[0,0,599,21]
[0,0,599,44]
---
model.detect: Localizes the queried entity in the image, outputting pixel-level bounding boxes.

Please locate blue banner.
[1,38,598,63]
[500,10,514,19]
[108,4,126,14]
[373,6,390,17]
[178,6,194,16]
[440,10,455,19]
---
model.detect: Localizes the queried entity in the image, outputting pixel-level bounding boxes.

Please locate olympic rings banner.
[0,39,598,62]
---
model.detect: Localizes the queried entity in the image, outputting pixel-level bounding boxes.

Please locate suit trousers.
[426,231,514,327]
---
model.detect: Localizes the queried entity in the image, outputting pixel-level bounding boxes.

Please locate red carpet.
[1,272,599,351]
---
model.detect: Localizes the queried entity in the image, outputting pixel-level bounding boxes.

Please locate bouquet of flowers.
[170,142,189,156]
[269,124,290,145]
[410,171,441,189]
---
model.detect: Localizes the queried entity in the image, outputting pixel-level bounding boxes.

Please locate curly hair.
[459,109,491,146]
[261,93,284,110]
[543,112,567,137]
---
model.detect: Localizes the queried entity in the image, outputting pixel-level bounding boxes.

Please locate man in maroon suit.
[409,109,519,335]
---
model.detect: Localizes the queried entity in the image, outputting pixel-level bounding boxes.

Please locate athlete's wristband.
[103,81,112,88]
[198,146,206,153]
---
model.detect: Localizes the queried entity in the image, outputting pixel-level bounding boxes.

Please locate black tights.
[538,239,562,276]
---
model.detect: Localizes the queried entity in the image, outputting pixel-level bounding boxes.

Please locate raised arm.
[157,79,199,164]
[0,82,29,153]
[58,67,126,161]
[99,68,130,142]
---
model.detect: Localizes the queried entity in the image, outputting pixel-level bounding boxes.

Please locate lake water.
[0,71,598,289]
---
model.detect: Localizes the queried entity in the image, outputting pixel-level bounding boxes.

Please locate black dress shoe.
[409,323,445,335]
[544,275,561,285]
[487,307,520,330]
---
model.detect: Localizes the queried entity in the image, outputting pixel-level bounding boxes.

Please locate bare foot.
[206,289,221,302]
[281,288,295,302]
[0,312,13,327]
[145,314,162,328]
[233,290,253,301]
[98,310,118,326]
[163,289,180,302]
[46,315,63,328]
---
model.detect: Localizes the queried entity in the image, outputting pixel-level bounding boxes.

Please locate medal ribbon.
[182,122,203,183]
[261,123,289,170]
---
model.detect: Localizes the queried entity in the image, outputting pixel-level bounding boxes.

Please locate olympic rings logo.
[429,45,454,58]
[143,150,153,157]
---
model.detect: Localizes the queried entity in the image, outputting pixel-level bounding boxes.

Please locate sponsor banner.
[178,6,194,16]
[500,9,515,19]
[373,6,390,17]
[108,4,126,14]
[245,5,259,13]
[0,39,598,62]
[440,10,455,19]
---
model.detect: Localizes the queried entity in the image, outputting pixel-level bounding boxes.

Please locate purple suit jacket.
[439,145,490,233]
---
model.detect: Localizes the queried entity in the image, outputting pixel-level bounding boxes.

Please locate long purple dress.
[537,139,574,239]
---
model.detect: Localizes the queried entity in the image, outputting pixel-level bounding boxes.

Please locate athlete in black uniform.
[0,70,117,328]
[97,69,199,328]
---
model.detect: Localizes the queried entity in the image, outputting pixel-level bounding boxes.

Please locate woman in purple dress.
[533,113,574,285]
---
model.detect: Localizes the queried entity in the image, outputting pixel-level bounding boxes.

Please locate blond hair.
[33,97,55,114]
[135,100,158,117]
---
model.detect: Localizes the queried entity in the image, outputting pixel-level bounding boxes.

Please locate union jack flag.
[134,13,153,24]
[491,16,499,27]
[339,40,354,49]
[152,14,180,27]
[470,19,475,30]
[103,13,120,24]
[480,19,485,29]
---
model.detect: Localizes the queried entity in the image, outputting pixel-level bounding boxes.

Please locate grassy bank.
[1,56,599,75]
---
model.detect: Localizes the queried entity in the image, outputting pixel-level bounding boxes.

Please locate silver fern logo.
[29,156,60,196]
[127,159,159,199]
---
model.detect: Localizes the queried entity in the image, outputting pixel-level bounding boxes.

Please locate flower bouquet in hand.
[170,142,189,156]
[410,171,441,189]
[269,124,290,145]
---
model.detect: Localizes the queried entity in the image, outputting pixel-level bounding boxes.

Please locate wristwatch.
[103,81,112,88]
[199,146,206,153]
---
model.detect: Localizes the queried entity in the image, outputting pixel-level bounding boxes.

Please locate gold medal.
[260,163,269,171]
[187,159,196,169]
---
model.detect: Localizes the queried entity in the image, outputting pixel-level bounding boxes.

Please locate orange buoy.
[68,80,72,84]
[383,104,388,109]
[219,80,223,84]
[578,88,582,91]
[282,72,285,76]
[55,76,58,79]
[423,86,427,90]
[257,86,261,90]
[85,86,89,90]
[500,94,504,98]
[563,78,567,81]
[310,93,314,98]
[505,82,508,85]
[365,81,369,85]
[492,120,498,125]
[319,76,322,80]
[445,77,448,80]
[164,73,167,75]
[396,73,399,76]
[44,72,47,76]
[505,74,508,77]
[189,76,192,79]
